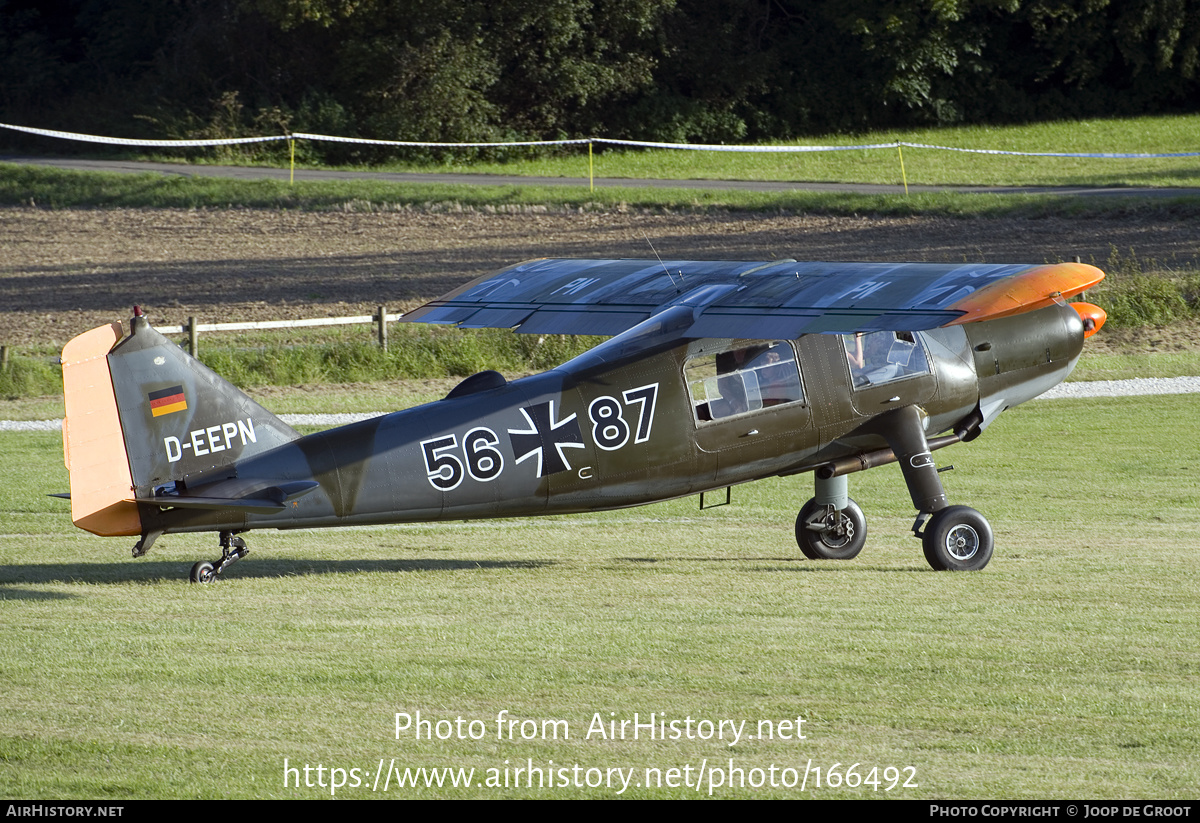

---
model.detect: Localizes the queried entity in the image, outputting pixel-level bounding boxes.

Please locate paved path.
[4,377,1198,432]
[6,155,1200,199]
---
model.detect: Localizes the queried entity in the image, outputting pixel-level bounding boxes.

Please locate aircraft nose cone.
[1071,302,1107,338]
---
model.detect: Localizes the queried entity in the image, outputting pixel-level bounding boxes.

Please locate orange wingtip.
[946,263,1105,325]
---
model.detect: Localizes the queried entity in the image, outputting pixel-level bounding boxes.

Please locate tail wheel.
[795,498,867,560]
[190,560,216,584]
[922,506,994,571]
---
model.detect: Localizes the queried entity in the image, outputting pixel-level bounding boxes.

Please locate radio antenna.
[643,233,681,293]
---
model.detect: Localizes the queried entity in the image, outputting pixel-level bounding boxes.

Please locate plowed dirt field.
[3,207,1198,347]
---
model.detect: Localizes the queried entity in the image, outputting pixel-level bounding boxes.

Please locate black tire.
[190,560,216,584]
[922,506,994,571]
[795,498,867,560]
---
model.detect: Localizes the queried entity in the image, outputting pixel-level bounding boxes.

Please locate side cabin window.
[686,341,803,423]
[843,331,931,388]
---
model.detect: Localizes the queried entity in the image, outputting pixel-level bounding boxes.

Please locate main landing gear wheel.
[796,498,867,560]
[921,505,993,571]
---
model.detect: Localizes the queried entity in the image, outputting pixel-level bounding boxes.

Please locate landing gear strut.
[880,405,994,571]
[800,405,996,571]
[132,530,162,558]
[189,531,249,584]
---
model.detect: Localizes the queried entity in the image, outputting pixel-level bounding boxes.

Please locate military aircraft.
[59,258,1106,581]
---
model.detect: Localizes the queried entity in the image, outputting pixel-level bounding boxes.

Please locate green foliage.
[1091,247,1200,328]
[4,1,1200,154]
[0,353,60,400]
[193,328,603,389]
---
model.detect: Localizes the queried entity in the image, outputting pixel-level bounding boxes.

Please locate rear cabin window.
[843,331,931,388]
[686,341,803,422]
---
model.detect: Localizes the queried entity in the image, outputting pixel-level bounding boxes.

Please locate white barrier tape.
[898,141,1200,159]
[0,122,288,147]
[2,121,1197,158]
[596,138,1200,158]
[293,132,591,148]
[592,138,900,153]
[155,316,380,334]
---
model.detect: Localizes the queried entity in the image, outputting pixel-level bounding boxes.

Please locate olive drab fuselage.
[133,303,1087,538]
[59,258,1106,577]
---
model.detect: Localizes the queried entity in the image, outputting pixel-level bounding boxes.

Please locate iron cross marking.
[508,401,585,477]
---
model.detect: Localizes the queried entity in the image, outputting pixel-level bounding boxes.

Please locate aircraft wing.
[402,259,1104,338]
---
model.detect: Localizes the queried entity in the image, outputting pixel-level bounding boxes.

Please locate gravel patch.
[1039,375,1200,398]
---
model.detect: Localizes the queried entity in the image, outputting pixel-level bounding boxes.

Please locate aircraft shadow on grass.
[0,557,560,594]
[0,553,927,598]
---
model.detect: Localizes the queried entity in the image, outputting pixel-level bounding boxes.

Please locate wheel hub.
[810,510,854,548]
[945,524,980,561]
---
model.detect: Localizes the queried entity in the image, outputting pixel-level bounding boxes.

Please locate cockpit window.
[686,341,803,422]
[843,331,931,388]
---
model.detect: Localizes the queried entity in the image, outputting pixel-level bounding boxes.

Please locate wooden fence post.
[188,317,199,356]
[376,305,388,352]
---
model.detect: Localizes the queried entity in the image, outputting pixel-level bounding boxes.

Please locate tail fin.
[62,313,302,535]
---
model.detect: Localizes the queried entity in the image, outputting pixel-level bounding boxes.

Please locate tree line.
[2,0,1198,161]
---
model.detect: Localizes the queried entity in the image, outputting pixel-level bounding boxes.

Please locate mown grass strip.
[391,119,1200,188]
[2,394,1198,798]
[144,113,1200,188]
[4,162,1200,220]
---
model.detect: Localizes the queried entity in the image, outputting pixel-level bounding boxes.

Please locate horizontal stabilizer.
[135,480,319,514]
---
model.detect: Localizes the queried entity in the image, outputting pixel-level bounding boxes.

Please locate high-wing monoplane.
[59,258,1106,581]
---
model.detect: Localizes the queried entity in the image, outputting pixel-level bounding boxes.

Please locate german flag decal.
[149,385,187,417]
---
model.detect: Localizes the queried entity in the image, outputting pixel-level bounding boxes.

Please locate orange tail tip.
[61,323,142,537]
[1071,302,1107,338]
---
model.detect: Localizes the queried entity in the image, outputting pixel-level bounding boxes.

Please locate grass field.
[6,114,1200,217]
[146,113,1200,188]
[380,115,1200,189]
[2,113,1199,799]
[9,162,1169,218]
[3,393,1198,799]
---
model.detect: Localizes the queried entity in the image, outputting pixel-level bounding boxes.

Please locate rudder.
[61,323,141,537]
